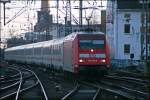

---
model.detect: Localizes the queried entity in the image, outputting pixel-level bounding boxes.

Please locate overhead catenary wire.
[5,6,28,25]
[59,8,79,24]
[3,0,107,26]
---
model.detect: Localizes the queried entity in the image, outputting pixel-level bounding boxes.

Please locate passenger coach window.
[79,40,105,49]
[34,48,41,55]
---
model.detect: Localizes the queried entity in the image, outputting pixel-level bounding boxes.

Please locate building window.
[124,44,130,54]
[124,24,130,33]
[124,13,130,19]
[139,0,150,4]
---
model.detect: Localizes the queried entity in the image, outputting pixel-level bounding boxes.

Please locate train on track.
[5,32,110,74]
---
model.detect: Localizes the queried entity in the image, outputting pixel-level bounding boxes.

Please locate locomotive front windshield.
[79,40,105,49]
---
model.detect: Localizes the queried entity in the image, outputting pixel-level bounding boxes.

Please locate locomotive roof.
[5,32,104,51]
[64,32,104,40]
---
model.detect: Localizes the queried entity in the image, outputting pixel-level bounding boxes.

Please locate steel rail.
[100,81,150,100]
[15,71,22,100]
[78,81,101,100]
[92,86,101,100]
[114,70,150,80]
[8,73,20,78]
[0,66,38,100]
[0,71,20,81]
[0,81,20,90]
[21,68,48,100]
[0,73,33,84]
[61,84,80,100]
[62,81,100,100]
[118,76,150,83]
[105,75,150,83]
[105,75,150,86]
[0,67,23,100]
[0,67,20,81]
[0,80,39,100]
[7,67,23,100]
[99,86,135,100]
[101,81,150,96]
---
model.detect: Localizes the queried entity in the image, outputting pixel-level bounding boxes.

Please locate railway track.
[111,70,150,80]
[104,75,150,86]
[98,75,150,100]
[62,81,100,100]
[27,63,149,100]
[0,65,48,100]
[2,62,149,100]
[0,67,19,81]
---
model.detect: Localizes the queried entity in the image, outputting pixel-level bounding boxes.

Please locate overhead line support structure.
[0,0,10,26]
[79,0,83,28]
[0,0,10,61]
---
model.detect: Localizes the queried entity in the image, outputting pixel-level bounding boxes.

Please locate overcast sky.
[1,0,107,42]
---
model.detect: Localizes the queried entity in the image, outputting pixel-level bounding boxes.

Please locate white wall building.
[106,0,150,60]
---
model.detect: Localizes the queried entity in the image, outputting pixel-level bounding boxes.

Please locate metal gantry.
[65,0,72,36]
[141,0,150,75]
[0,0,11,25]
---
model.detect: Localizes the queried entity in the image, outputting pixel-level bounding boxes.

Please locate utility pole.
[0,0,10,25]
[3,2,6,25]
[145,0,148,63]
[141,0,145,60]
[145,0,150,74]
[56,0,59,37]
[0,0,10,61]
[79,0,83,28]
[86,18,90,29]
[0,1,2,61]
[142,0,149,76]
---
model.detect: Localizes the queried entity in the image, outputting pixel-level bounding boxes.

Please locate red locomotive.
[74,33,109,73]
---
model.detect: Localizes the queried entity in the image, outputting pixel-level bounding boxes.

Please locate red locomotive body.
[71,33,110,73]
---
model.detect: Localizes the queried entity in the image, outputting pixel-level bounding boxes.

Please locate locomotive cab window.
[79,40,105,49]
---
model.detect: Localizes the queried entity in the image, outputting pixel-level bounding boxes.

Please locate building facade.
[106,0,150,60]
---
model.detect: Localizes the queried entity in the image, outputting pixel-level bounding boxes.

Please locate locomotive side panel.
[72,36,79,73]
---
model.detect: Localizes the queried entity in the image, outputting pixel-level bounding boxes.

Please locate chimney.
[41,0,50,11]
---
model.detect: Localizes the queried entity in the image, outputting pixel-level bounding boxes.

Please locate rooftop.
[117,0,150,9]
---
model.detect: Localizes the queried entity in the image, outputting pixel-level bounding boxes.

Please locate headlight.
[101,59,106,62]
[79,59,83,62]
